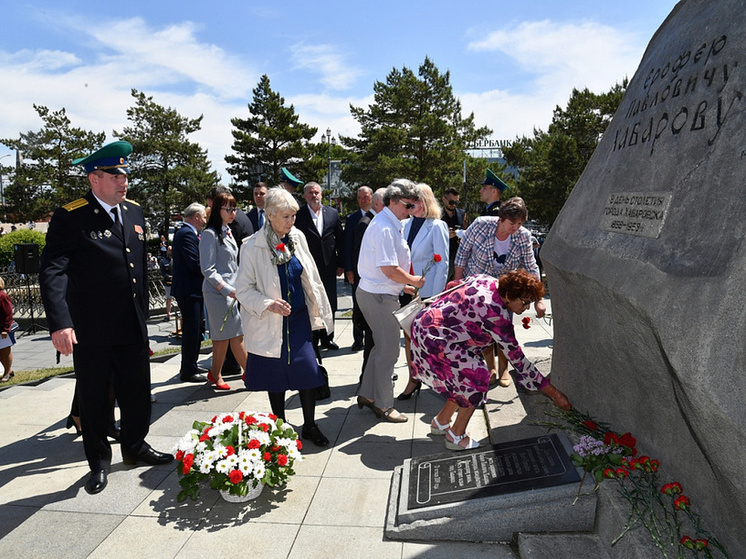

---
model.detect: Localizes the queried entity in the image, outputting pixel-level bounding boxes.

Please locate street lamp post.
[0,153,11,222]
[326,128,333,205]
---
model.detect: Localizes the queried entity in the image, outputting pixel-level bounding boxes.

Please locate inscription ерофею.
[599,192,672,238]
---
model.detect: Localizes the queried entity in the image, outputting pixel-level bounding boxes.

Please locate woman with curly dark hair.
[409,269,571,451]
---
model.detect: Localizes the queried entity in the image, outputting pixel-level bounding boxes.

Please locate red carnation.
[222,415,234,424]
[615,467,629,479]
[681,536,694,549]
[211,415,218,423]
[661,482,683,496]
[182,453,194,474]
[246,416,257,425]
[276,243,286,252]
[604,432,619,446]
[229,469,243,484]
[225,445,235,456]
[277,454,289,466]
[269,413,277,421]
[263,452,272,462]
[603,468,615,479]
[433,254,442,262]
[259,423,269,432]
[694,539,708,551]
[674,495,690,510]
[199,433,210,442]
[582,420,598,431]
[238,411,245,420]
[296,439,303,450]
[175,450,185,461]
[248,439,261,449]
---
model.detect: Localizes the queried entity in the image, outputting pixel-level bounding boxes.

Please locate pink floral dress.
[410,274,548,408]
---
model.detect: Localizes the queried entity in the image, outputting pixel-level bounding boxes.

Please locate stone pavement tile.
[1,383,75,428]
[224,474,321,525]
[0,509,124,559]
[289,525,403,559]
[174,519,300,559]
[304,477,391,528]
[133,468,220,519]
[338,406,416,442]
[87,515,194,559]
[402,540,517,559]
[324,438,415,479]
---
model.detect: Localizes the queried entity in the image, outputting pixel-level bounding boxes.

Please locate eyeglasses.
[520,299,532,307]
[402,202,416,209]
[445,199,458,206]
[221,207,238,213]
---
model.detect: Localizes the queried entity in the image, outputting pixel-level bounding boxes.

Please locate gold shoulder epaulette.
[124,198,140,206]
[62,198,88,211]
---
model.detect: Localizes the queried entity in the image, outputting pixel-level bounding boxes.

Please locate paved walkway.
[0,290,557,559]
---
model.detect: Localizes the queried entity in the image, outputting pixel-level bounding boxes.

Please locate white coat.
[402,217,450,297]
[236,226,334,359]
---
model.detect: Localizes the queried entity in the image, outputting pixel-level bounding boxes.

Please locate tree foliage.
[116,89,219,236]
[0,105,105,221]
[225,75,317,195]
[503,81,627,225]
[341,56,492,192]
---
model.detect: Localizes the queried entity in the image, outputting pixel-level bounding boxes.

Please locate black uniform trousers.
[176,293,204,377]
[73,341,151,471]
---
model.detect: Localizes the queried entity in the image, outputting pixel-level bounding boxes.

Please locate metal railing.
[1,268,168,320]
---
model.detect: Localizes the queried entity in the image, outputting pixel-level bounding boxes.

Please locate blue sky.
[0,0,679,181]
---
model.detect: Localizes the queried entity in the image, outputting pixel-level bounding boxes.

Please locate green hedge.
[0,229,47,267]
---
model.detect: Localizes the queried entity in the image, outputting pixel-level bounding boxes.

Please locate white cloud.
[289,43,362,91]
[463,19,644,139]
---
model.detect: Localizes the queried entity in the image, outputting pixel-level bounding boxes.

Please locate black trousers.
[175,293,204,376]
[73,342,151,471]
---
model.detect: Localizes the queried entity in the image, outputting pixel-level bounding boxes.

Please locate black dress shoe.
[321,341,340,350]
[301,424,329,447]
[122,447,174,466]
[85,470,108,494]
[180,372,207,383]
[350,342,364,352]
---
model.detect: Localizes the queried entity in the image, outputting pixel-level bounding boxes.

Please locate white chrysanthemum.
[201,450,218,465]
[215,460,231,474]
[198,461,212,474]
[195,441,208,453]
[213,443,227,458]
[246,448,262,461]
[253,463,266,479]
[287,446,301,460]
[225,454,239,467]
[238,461,252,476]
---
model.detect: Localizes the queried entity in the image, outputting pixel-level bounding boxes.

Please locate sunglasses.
[402,202,416,209]
[445,199,458,206]
[520,299,532,307]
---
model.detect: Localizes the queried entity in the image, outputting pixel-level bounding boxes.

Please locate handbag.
[392,296,424,336]
[392,280,468,336]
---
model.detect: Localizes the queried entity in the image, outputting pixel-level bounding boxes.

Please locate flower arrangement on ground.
[536,407,729,558]
[174,411,302,502]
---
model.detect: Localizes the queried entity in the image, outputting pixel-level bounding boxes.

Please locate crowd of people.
[31,139,569,495]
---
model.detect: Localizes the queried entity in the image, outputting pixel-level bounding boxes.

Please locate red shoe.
[207,371,230,391]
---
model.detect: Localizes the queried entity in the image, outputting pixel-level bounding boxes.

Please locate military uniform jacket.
[40,190,149,346]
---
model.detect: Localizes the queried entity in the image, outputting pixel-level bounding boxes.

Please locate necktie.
[111,207,123,234]
[258,209,264,229]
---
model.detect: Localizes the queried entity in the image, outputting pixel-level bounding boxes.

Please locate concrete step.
[517,533,612,559]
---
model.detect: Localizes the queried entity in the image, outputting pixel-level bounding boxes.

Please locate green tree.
[116,89,219,236]
[342,56,491,192]
[226,75,317,194]
[0,105,105,221]
[503,82,627,225]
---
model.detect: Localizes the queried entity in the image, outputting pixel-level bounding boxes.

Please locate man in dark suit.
[171,203,208,383]
[40,141,173,495]
[441,187,469,282]
[295,181,344,350]
[352,188,385,376]
[480,168,510,216]
[343,186,372,351]
[247,182,268,233]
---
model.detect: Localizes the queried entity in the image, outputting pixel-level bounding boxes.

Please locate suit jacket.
[402,217,450,297]
[351,211,374,284]
[171,224,203,299]
[294,204,344,311]
[39,190,149,345]
[344,208,366,273]
[247,207,266,234]
[230,208,254,249]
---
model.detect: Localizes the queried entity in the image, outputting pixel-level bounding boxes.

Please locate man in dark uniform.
[40,141,173,495]
[295,181,344,350]
[480,168,509,216]
[279,166,304,195]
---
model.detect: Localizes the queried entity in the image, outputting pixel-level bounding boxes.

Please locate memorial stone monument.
[542,0,745,555]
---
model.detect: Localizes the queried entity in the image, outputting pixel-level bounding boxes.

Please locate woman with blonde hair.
[236,187,333,446]
[397,182,449,400]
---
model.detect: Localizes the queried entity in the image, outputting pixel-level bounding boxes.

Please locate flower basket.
[173,411,302,502]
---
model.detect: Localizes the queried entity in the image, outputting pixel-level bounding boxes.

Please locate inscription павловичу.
[610,34,743,156]
[599,192,672,238]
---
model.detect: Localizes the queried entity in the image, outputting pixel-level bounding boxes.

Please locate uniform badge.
[104,230,112,238]
[90,231,97,240]
[134,224,143,234]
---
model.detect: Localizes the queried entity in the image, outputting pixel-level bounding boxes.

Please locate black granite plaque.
[407,434,580,509]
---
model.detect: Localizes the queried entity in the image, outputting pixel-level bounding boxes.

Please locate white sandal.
[445,429,480,451]
[430,417,450,436]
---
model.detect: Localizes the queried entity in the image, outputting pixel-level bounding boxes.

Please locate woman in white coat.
[397,182,449,400]
[236,187,334,447]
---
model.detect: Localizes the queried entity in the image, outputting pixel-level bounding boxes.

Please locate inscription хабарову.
[610,34,742,156]
[599,192,672,238]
